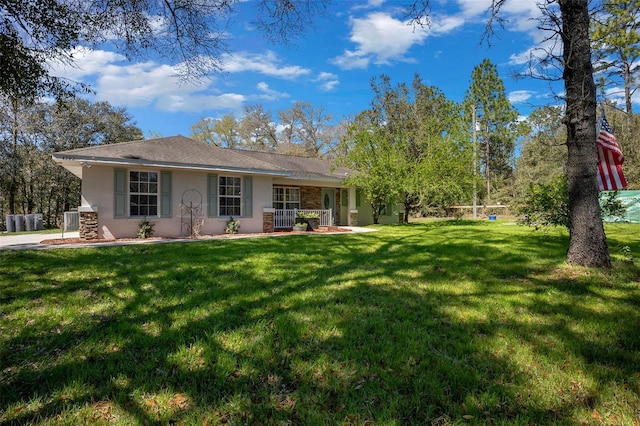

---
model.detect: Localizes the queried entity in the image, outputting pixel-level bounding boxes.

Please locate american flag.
[596,112,627,191]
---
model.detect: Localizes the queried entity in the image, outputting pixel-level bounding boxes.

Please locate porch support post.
[78,206,99,240]
[349,209,358,226]
[263,208,275,233]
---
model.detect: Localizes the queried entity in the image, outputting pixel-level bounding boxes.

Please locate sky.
[51,0,573,139]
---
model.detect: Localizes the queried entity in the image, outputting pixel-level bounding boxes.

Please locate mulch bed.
[40,226,352,245]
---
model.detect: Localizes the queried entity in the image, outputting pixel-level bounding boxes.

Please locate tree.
[338,75,472,223]
[0,0,330,100]
[558,0,612,267]
[410,78,474,218]
[213,114,242,149]
[464,59,521,205]
[0,97,142,226]
[190,117,218,145]
[515,105,567,196]
[278,101,336,157]
[361,75,416,221]
[515,106,568,227]
[0,97,21,215]
[338,124,407,224]
[191,114,243,148]
[239,104,278,151]
[405,0,613,267]
[592,0,640,115]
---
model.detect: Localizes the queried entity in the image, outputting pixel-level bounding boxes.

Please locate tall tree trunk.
[371,202,380,224]
[8,97,19,214]
[560,0,611,268]
[624,61,633,115]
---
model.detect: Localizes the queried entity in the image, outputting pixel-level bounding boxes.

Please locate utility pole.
[472,104,477,219]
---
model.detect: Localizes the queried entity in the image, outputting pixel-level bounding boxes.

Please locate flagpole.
[472,104,477,220]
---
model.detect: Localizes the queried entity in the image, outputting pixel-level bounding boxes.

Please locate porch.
[274,209,333,229]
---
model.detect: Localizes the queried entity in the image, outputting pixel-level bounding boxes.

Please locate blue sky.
[52,0,570,138]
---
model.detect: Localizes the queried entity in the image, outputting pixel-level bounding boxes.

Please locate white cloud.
[509,90,534,104]
[508,37,563,84]
[603,86,628,107]
[456,0,492,19]
[456,0,541,28]
[254,82,290,101]
[332,12,433,69]
[499,0,544,32]
[94,62,190,107]
[350,0,385,10]
[221,51,311,79]
[154,93,245,112]
[49,47,127,79]
[47,47,313,113]
[314,72,340,92]
[452,0,546,42]
[331,50,372,70]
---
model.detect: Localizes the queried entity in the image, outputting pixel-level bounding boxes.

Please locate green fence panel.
[600,190,640,223]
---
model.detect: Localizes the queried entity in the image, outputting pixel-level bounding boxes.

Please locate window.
[273,187,300,210]
[219,176,241,216]
[129,171,158,216]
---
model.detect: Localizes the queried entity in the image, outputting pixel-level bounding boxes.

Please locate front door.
[321,188,335,225]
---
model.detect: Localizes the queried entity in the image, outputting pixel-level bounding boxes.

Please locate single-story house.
[52,135,400,240]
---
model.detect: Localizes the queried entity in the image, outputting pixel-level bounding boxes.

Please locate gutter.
[52,154,293,177]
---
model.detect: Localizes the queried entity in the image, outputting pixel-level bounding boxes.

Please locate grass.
[1,220,639,425]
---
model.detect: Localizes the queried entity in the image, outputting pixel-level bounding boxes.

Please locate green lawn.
[1,221,639,425]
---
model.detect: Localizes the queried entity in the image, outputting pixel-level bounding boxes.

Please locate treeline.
[337,63,527,222]
[189,101,345,158]
[0,98,143,228]
[2,71,639,230]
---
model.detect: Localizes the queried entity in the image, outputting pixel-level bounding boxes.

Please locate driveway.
[1,227,376,251]
[0,231,80,250]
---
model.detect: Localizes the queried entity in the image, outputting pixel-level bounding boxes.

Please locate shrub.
[296,211,320,219]
[517,176,627,229]
[225,217,240,234]
[517,176,569,229]
[137,217,155,238]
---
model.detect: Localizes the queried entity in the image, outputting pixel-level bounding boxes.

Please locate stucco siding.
[79,166,275,238]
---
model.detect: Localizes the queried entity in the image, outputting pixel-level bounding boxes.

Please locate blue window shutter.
[243,176,253,218]
[160,171,172,217]
[356,189,361,208]
[207,174,218,217]
[114,169,127,218]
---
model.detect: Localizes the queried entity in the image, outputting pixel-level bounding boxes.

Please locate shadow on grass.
[1,222,639,424]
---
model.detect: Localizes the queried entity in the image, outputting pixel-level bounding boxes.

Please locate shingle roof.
[53,135,351,182]
[233,150,352,180]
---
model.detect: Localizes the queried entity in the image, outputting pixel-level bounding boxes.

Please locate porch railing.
[274,209,332,229]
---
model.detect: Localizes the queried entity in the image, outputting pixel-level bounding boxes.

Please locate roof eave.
[279,175,349,185]
[52,154,292,177]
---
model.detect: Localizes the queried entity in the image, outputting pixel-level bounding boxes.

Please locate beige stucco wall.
[80,165,275,239]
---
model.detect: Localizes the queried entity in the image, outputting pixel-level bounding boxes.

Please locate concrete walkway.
[0,231,80,250]
[0,227,376,251]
